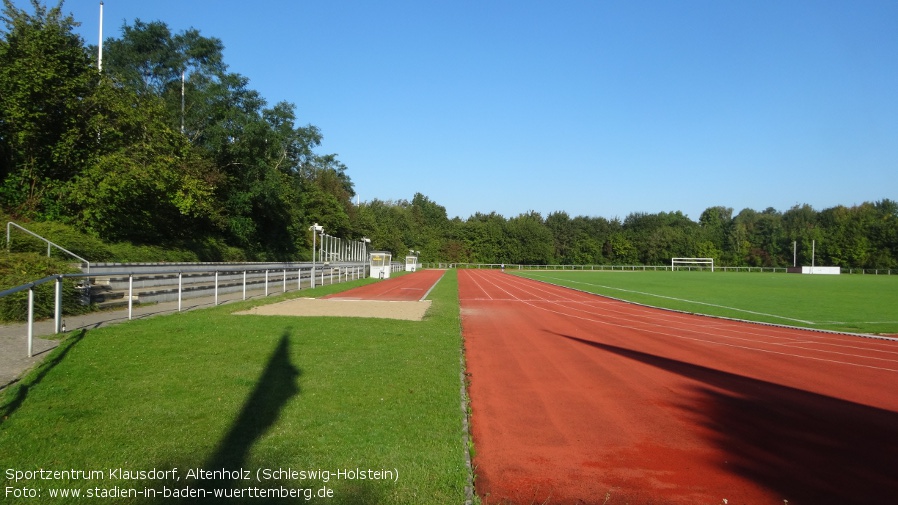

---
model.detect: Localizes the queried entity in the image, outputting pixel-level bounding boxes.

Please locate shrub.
[5,220,114,262]
[0,253,92,322]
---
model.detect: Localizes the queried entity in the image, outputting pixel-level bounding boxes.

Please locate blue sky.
[60,0,897,221]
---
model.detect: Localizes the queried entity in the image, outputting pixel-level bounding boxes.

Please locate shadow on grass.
[0,329,86,423]
[559,334,898,504]
[138,328,384,504]
[207,329,301,470]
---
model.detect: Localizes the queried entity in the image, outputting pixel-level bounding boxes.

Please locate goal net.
[671,257,714,272]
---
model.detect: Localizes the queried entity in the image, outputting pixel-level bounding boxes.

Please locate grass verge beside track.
[515,270,898,335]
[0,271,467,504]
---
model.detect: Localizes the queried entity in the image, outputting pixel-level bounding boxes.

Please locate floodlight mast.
[98,2,104,72]
[309,223,324,288]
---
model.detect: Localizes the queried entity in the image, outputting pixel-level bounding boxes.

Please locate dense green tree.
[0,0,96,217]
[62,77,221,242]
[699,206,732,260]
[507,211,554,265]
[440,217,472,263]
[623,211,699,264]
[607,233,639,264]
[782,204,824,267]
[97,17,351,259]
[545,211,573,263]
[357,199,413,257]
[567,215,608,265]
[463,212,511,264]
[870,199,898,268]
[408,193,450,261]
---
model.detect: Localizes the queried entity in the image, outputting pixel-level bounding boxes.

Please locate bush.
[105,242,200,263]
[0,253,92,322]
[4,217,268,265]
[174,236,248,263]
[6,220,114,262]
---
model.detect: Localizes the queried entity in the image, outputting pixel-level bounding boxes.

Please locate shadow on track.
[558,334,898,504]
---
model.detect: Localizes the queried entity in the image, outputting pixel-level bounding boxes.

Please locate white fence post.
[54,276,63,334]
[27,286,34,357]
[128,274,134,320]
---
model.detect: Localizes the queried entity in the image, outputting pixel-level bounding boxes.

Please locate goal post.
[671,257,714,272]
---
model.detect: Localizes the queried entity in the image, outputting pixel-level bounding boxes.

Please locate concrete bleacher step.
[86,269,347,308]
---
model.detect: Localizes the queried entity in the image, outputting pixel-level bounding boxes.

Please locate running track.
[323,269,445,301]
[459,269,898,504]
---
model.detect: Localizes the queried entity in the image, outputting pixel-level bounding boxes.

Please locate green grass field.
[515,270,898,335]
[0,271,468,504]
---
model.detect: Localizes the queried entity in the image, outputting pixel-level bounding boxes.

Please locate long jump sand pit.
[236,270,446,320]
[235,298,431,321]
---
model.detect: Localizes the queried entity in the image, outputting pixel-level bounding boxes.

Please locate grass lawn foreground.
[517,269,898,335]
[1,271,468,504]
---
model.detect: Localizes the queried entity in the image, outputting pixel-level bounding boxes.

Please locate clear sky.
[59,0,898,221]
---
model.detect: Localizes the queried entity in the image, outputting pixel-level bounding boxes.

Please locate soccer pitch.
[515,270,898,335]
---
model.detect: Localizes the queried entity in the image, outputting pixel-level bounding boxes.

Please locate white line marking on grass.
[533,274,818,325]
[420,270,446,301]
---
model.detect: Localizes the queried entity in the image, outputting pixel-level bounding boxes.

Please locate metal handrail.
[6,222,91,273]
[1,262,370,358]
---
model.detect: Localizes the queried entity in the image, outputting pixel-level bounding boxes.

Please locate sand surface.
[234,297,431,321]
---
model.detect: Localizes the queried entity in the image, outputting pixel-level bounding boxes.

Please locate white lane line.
[525,274,820,324]
[478,272,898,373]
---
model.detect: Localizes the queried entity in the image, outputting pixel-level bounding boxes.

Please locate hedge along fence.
[0,254,91,323]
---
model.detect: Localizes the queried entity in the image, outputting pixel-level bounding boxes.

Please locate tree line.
[2,1,895,269]
[359,196,898,269]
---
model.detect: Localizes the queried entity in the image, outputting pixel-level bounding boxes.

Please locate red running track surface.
[459,269,898,505]
[323,269,445,301]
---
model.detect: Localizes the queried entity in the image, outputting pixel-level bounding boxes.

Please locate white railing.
[1,263,369,357]
[6,222,91,272]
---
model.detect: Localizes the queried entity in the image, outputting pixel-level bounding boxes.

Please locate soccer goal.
[671,257,714,272]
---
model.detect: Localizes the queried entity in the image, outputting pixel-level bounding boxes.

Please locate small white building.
[370,251,392,279]
[405,255,418,272]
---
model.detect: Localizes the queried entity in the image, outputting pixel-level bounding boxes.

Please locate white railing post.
[243,271,247,300]
[214,271,219,306]
[265,270,269,297]
[128,274,133,320]
[54,276,63,334]
[27,286,34,357]
[178,272,183,311]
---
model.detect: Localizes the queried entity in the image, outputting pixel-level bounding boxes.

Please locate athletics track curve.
[459,269,898,505]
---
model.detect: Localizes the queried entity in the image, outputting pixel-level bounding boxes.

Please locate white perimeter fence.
[426,263,897,275]
[1,262,371,357]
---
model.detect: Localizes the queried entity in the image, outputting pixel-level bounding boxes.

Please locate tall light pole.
[98,2,104,72]
[309,223,323,288]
